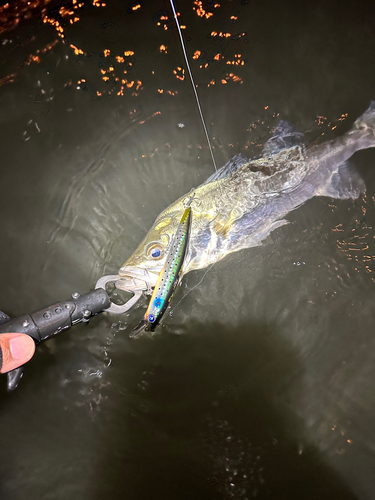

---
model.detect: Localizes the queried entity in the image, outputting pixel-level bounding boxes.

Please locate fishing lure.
[130,205,192,337]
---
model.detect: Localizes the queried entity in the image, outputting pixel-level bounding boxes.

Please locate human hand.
[0,333,35,374]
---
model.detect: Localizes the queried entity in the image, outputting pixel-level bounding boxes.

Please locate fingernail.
[9,335,34,360]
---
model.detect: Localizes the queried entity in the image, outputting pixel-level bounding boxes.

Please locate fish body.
[118,102,375,292]
[130,207,192,336]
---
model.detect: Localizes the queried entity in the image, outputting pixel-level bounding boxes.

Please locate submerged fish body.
[117,102,375,291]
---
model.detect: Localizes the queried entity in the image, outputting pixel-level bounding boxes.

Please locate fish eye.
[151,248,161,258]
[148,314,156,323]
[145,242,164,260]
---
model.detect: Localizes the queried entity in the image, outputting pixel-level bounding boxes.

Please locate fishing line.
[169,263,215,315]
[169,0,218,172]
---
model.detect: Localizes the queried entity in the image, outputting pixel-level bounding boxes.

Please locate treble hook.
[183,188,196,208]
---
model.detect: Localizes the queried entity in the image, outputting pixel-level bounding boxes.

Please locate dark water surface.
[1,1,375,498]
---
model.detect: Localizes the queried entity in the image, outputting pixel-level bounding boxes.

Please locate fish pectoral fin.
[255,219,289,243]
[319,161,366,200]
[212,208,243,238]
[232,218,289,252]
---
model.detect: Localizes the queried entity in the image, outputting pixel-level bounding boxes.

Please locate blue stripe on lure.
[130,206,192,338]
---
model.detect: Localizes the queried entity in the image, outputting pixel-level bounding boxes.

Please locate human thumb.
[0,333,36,374]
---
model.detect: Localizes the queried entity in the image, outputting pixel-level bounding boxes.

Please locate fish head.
[116,204,185,292]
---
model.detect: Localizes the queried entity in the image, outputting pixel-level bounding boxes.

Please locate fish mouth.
[116,266,160,291]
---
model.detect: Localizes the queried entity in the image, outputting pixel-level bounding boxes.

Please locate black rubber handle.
[0,289,110,391]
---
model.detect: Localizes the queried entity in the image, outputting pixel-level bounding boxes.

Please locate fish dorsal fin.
[202,153,250,185]
[319,161,366,199]
[263,120,305,156]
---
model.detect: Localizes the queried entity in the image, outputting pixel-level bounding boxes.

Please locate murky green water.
[0,1,375,498]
